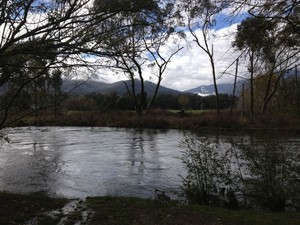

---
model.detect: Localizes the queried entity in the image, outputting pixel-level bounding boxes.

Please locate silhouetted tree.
[93,0,182,116]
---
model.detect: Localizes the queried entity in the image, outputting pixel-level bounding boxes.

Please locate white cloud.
[159,23,242,91]
[95,23,244,92]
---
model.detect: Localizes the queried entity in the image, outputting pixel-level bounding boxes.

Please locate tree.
[240,70,300,115]
[233,16,275,117]
[0,1,83,127]
[0,0,153,127]
[247,0,300,38]
[93,0,183,116]
[178,95,190,111]
[179,0,230,114]
[0,40,55,124]
[50,69,63,117]
[233,15,299,116]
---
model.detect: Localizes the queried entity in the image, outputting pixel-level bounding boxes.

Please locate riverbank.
[1,192,300,225]
[12,109,300,133]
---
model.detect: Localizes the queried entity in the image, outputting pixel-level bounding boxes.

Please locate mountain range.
[186,68,299,96]
[1,68,297,97]
[0,78,241,96]
[62,79,182,96]
[62,79,242,96]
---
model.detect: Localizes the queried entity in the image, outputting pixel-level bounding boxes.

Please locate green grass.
[0,193,299,225]
[85,196,300,225]
[0,192,68,225]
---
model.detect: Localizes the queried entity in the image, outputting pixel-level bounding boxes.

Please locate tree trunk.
[231,58,239,115]
[261,71,274,114]
[250,51,254,121]
[296,65,299,114]
[261,71,285,114]
[211,62,220,114]
[261,62,277,114]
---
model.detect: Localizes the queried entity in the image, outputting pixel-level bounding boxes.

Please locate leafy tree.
[63,96,98,111]
[93,0,182,116]
[50,69,64,117]
[279,72,300,114]
[178,95,190,111]
[233,15,299,116]
[152,93,181,110]
[240,70,300,114]
[115,96,133,110]
[0,0,146,128]
[247,0,300,38]
[233,16,274,117]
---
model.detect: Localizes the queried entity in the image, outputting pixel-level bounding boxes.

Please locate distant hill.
[185,68,300,96]
[62,79,182,96]
[185,82,243,96]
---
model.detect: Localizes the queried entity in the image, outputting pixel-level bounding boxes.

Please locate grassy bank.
[86,196,300,225]
[11,109,300,132]
[1,192,300,225]
[0,192,68,225]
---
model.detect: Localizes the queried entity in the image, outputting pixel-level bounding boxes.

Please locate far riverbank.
[10,109,300,134]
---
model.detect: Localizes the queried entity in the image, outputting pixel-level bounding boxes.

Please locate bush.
[180,135,300,212]
[180,136,237,208]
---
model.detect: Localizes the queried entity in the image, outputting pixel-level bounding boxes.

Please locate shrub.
[179,135,236,208]
[180,135,300,212]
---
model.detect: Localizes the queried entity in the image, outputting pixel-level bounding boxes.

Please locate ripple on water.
[3,127,298,200]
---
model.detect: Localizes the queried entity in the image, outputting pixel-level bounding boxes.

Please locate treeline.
[62,92,235,111]
[2,73,299,114]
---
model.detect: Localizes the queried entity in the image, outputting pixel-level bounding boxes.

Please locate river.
[0,127,187,199]
[0,126,299,208]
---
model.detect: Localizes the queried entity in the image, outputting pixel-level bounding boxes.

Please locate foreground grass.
[0,192,68,225]
[1,192,300,225]
[86,197,300,225]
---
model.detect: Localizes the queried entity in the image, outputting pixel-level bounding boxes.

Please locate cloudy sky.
[160,24,243,91]
[0,0,249,93]
[87,1,250,92]
[96,22,246,92]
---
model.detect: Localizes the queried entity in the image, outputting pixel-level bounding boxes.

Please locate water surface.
[0,127,186,199]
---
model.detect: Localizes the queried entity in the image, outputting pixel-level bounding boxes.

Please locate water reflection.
[0,127,185,199]
[0,127,64,194]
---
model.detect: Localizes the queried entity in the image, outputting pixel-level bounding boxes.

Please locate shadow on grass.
[85,196,300,225]
[0,192,68,225]
[0,193,299,225]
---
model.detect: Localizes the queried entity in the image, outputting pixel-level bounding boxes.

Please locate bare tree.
[230,58,239,114]
[144,38,184,114]
[179,0,231,114]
